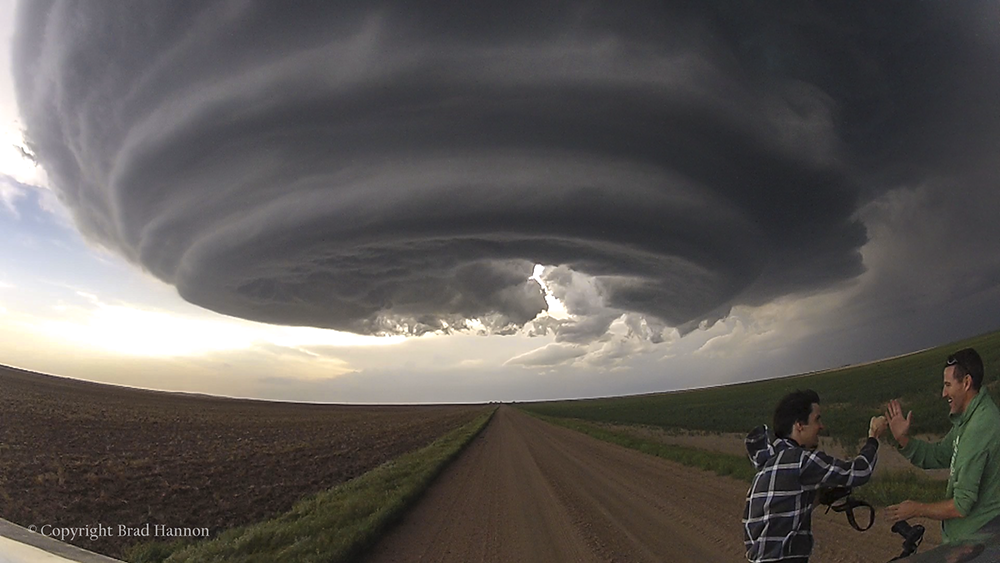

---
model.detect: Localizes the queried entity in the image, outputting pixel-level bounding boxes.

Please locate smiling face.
[795,403,824,450]
[942,366,974,415]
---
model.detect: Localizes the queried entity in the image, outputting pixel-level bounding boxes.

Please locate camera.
[890,520,924,559]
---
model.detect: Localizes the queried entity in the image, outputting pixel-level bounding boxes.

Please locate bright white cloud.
[0,127,49,189]
[505,342,587,367]
[531,263,570,320]
[36,303,257,357]
[265,325,406,349]
[0,126,66,222]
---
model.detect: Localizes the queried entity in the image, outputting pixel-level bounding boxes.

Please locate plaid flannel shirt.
[742,425,879,562]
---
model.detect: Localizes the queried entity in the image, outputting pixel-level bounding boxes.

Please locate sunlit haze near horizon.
[1,1,999,403]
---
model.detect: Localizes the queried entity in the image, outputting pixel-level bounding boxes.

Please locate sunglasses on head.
[946,355,969,376]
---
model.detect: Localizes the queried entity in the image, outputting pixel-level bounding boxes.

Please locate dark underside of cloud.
[13,1,1000,339]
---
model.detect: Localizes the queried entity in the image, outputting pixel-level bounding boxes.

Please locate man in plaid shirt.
[743,389,888,562]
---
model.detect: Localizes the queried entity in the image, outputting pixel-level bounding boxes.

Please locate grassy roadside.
[525,411,946,507]
[127,407,496,563]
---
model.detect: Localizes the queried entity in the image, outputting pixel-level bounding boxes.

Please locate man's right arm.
[886,399,953,470]
[800,416,886,489]
[799,438,879,489]
[899,430,954,470]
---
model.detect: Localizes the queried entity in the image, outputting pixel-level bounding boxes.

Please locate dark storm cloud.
[12,1,1000,338]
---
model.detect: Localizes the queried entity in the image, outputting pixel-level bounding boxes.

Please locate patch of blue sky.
[0,179,183,314]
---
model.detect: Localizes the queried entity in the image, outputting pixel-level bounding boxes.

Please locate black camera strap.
[825,496,875,532]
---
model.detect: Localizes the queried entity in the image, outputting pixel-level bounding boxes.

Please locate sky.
[1,1,999,403]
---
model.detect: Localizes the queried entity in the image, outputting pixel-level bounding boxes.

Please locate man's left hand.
[886,500,921,522]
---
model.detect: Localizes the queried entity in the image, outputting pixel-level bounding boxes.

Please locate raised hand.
[885,399,912,448]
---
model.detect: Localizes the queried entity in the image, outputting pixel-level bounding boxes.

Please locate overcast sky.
[1,1,998,403]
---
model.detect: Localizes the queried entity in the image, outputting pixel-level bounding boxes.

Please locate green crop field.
[520,328,1000,447]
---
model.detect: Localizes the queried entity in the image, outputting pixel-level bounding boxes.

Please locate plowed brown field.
[364,406,942,563]
[0,365,485,558]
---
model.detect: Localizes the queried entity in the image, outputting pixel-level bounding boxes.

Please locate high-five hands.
[885,399,912,448]
[869,415,888,439]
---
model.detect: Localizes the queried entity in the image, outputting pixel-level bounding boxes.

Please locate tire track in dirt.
[364,405,938,562]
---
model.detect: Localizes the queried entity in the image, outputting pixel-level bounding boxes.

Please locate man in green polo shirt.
[884,348,1000,543]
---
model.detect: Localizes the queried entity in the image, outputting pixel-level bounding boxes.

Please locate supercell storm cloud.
[12,2,1000,340]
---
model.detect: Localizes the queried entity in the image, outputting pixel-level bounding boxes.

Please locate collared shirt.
[743,425,879,562]
[900,391,1000,542]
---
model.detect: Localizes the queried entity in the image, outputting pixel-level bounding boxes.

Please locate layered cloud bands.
[15,2,991,340]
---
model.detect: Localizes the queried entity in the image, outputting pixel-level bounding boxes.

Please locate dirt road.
[364,405,940,563]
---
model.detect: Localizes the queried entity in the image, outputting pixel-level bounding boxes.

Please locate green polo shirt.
[900,391,1000,542]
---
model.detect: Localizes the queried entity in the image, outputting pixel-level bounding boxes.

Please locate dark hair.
[946,348,985,391]
[773,389,820,439]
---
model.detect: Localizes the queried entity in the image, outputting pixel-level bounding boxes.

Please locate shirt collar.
[950,389,986,427]
[776,436,801,448]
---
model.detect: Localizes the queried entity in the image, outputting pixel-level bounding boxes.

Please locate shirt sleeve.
[900,429,954,470]
[798,437,879,489]
[952,447,988,516]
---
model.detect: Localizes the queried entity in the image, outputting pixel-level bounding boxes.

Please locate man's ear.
[964,374,974,391]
